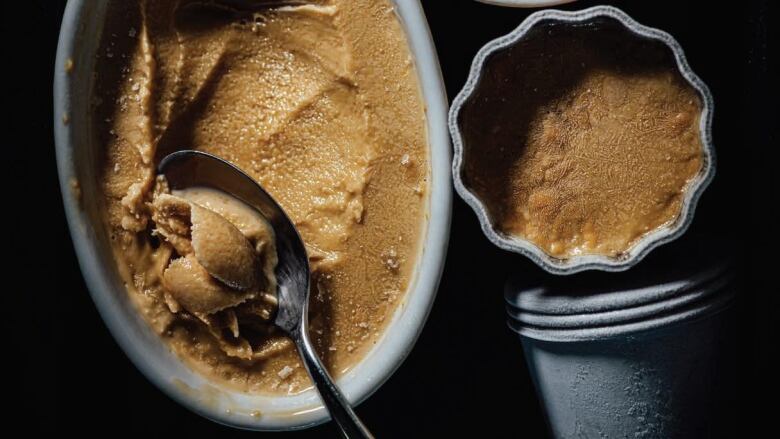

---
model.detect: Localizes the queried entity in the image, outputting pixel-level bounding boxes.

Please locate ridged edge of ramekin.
[449,5,716,275]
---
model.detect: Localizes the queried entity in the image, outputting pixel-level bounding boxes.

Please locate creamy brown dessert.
[95,0,428,394]
[150,187,283,361]
[460,22,704,259]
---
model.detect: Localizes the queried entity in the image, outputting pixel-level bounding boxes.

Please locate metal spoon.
[158,150,373,438]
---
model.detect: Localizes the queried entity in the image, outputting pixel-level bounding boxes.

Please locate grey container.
[506,247,738,438]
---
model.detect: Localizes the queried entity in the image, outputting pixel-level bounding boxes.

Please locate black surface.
[11,0,774,436]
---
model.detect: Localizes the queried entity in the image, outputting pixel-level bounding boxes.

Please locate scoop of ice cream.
[180,189,275,254]
[190,202,258,291]
[150,187,280,359]
[152,193,259,291]
[163,254,253,315]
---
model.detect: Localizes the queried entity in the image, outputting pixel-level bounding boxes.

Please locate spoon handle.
[296,332,374,439]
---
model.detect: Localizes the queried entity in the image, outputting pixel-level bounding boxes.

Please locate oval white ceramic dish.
[449,6,715,275]
[54,0,451,431]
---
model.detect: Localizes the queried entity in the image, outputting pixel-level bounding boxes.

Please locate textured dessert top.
[95,0,428,394]
[459,22,703,259]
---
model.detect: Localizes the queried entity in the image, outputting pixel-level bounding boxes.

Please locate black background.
[11,0,775,436]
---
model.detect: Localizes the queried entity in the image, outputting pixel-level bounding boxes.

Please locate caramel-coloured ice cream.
[460,22,704,259]
[156,188,280,360]
[95,0,428,393]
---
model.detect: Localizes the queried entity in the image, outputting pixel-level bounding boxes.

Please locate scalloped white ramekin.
[449,6,715,275]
